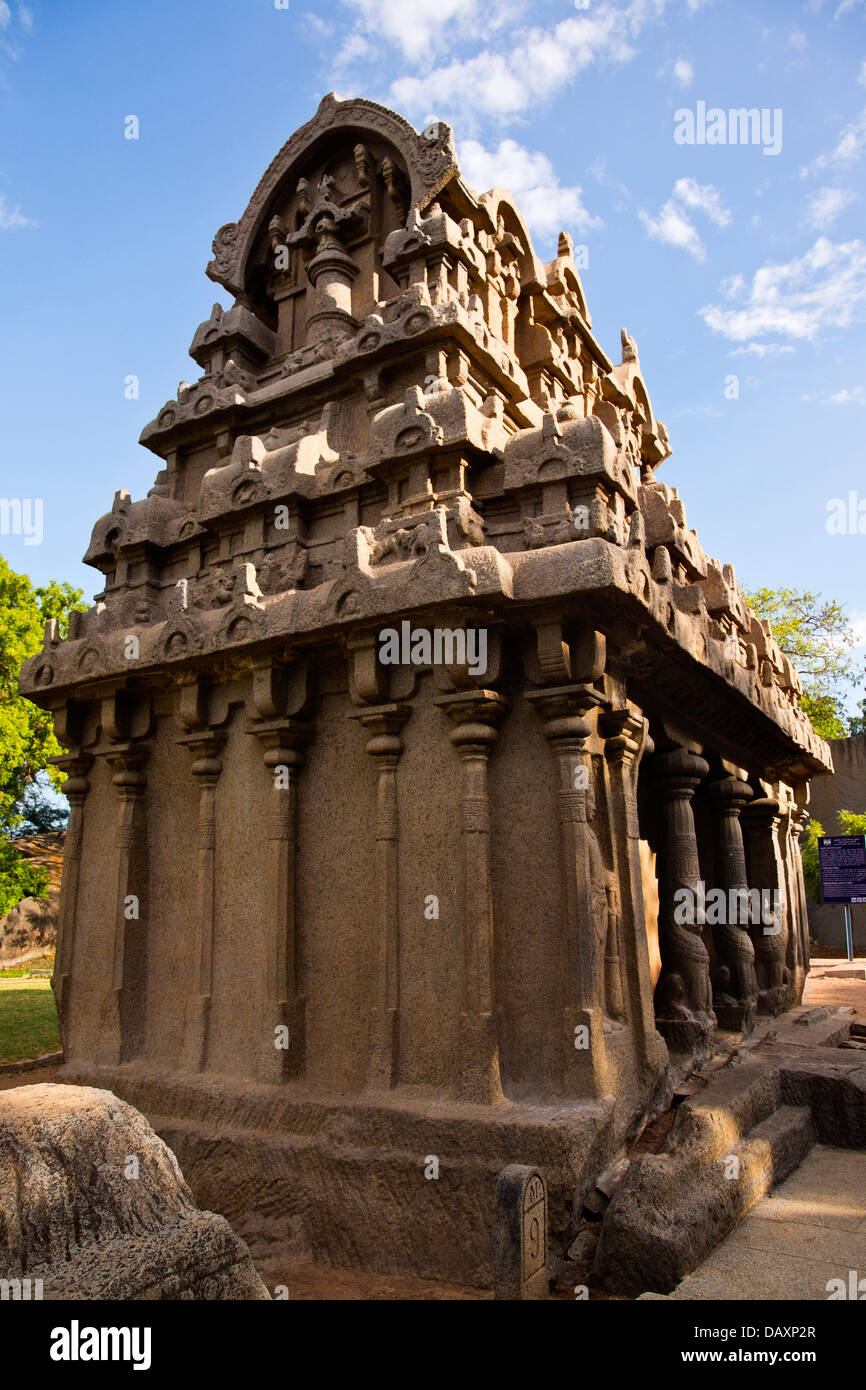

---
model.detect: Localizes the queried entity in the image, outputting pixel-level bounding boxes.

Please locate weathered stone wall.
[807,734,866,952]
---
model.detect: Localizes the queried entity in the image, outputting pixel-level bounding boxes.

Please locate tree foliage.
[0,555,87,915]
[743,586,863,740]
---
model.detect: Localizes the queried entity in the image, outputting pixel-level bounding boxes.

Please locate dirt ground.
[802,957,866,1020]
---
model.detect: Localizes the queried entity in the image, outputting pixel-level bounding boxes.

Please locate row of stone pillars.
[50,690,809,1094]
[651,744,806,1058]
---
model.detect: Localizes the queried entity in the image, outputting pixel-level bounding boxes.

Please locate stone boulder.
[0,1084,271,1299]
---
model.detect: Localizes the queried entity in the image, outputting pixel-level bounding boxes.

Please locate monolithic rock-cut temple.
[20,96,833,1288]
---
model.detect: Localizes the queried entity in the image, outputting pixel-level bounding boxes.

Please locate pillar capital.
[653,746,709,791]
[435,690,507,758]
[101,741,149,788]
[247,717,312,766]
[176,729,227,781]
[707,773,753,811]
[352,702,411,763]
[600,707,649,771]
[48,752,93,801]
[742,795,782,828]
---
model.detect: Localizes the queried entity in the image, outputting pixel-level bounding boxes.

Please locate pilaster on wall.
[248,719,312,1082]
[176,728,225,1072]
[435,688,508,1105]
[245,657,314,1082]
[103,741,150,1065]
[524,618,616,1100]
[600,706,667,1083]
[355,703,411,1091]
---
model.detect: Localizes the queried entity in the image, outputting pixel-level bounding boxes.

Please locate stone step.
[593,1103,815,1296]
[664,1058,781,1168]
[767,1047,866,1148]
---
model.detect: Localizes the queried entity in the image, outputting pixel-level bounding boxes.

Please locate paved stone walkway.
[802,957,866,1021]
[648,1145,866,1300]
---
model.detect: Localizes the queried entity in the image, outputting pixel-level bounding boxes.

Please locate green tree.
[800,817,823,903]
[848,696,866,737]
[743,586,862,740]
[0,556,87,916]
[10,773,69,837]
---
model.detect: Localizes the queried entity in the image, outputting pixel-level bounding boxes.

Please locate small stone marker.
[493,1164,548,1299]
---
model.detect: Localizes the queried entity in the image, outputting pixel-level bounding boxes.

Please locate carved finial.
[354,143,375,190]
[268,214,288,251]
[381,155,408,207]
[296,178,311,216]
[558,230,573,259]
[621,327,638,363]
[421,120,456,159]
[112,489,130,514]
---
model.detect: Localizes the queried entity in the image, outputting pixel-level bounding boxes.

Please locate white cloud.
[808,108,866,172]
[821,385,866,404]
[859,59,866,86]
[701,237,866,341]
[640,202,704,259]
[340,0,481,63]
[807,186,856,230]
[0,4,11,28]
[639,178,730,261]
[729,342,795,358]
[673,57,693,87]
[673,176,731,226]
[458,138,601,240]
[388,1,671,125]
[789,30,807,49]
[0,193,34,229]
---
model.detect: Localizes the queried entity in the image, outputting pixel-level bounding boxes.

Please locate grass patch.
[0,978,60,1063]
[0,952,56,979]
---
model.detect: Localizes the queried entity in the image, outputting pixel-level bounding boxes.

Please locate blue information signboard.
[818,835,866,905]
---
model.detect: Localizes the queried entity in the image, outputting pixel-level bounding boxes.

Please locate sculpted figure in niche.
[585,780,625,1031]
[258,543,310,594]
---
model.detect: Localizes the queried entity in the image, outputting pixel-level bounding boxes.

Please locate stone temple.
[20,96,834,1288]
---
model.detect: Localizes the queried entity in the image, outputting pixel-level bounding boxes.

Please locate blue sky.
[1,0,864,703]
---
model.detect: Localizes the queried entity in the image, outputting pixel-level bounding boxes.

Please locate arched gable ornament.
[206,95,459,298]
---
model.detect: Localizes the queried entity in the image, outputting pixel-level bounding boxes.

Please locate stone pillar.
[250,719,312,1082]
[789,803,812,1004]
[653,747,716,1056]
[600,708,666,1079]
[306,215,359,344]
[435,690,506,1104]
[104,743,149,1064]
[742,796,789,1016]
[527,684,608,1097]
[177,731,226,1071]
[707,774,758,1033]
[49,753,92,1054]
[356,704,410,1090]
